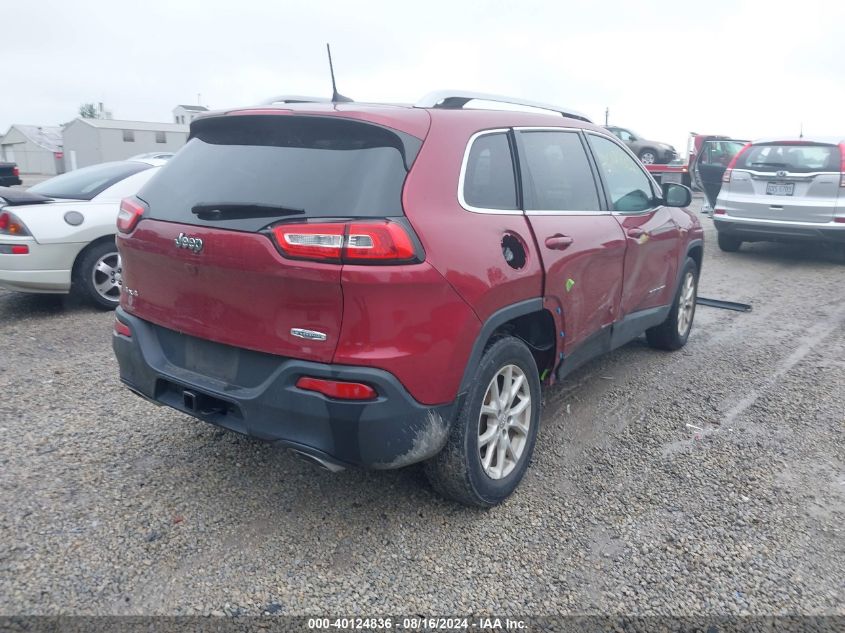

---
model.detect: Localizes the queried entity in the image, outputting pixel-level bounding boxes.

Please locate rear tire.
[638,149,657,165]
[73,239,122,310]
[425,336,541,507]
[646,257,698,351]
[717,233,742,252]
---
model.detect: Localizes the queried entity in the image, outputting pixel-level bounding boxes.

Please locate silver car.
[713,136,844,252]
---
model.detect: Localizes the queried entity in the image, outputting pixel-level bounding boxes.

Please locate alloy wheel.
[477,364,532,480]
[677,271,696,336]
[92,252,122,303]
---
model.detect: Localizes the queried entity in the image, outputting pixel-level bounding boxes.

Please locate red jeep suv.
[112,91,703,506]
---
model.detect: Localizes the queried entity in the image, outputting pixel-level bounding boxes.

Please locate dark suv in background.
[113,91,703,506]
[605,126,678,165]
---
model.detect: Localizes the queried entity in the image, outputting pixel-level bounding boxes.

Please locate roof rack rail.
[415,90,592,123]
[261,95,333,105]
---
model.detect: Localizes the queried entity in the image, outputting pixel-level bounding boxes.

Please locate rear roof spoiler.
[0,186,52,207]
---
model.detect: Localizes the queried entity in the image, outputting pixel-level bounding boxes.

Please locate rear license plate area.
[661,173,683,184]
[184,336,240,382]
[766,182,794,196]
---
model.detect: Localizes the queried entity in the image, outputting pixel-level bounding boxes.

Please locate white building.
[62,118,189,170]
[172,105,208,125]
[0,125,64,175]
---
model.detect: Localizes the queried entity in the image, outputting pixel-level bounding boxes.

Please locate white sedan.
[0,159,162,308]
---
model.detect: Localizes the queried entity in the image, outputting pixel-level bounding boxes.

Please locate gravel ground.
[1,201,843,617]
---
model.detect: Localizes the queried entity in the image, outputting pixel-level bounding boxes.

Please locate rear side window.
[518,131,600,211]
[736,143,839,173]
[462,133,517,210]
[138,115,422,232]
[588,135,655,213]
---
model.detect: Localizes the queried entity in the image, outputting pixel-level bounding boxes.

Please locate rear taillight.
[270,220,420,264]
[273,223,345,261]
[722,143,752,183]
[714,209,726,215]
[12,167,19,177]
[345,222,417,261]
[296,376,377,400]
[117,197,147,234]
[0,211,31,236]
[113,318,132,338]
[839,142,845,188]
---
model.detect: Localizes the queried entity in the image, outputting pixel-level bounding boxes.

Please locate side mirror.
[662,182,692,208]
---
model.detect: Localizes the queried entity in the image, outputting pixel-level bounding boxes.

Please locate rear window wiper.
[191,203,305,220]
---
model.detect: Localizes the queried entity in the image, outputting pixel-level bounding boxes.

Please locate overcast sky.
[3,0,843,153]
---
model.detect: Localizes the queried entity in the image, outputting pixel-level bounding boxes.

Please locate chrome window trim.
[584,130,665,217]
[525,209,610,216]
[457,128,523,215]
[513,125,584,132]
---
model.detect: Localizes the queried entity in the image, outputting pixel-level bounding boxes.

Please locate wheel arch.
[70,234,118,282]
[457,299,557,395]
[686,239,704,273]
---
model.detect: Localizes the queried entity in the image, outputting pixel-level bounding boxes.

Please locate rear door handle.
[545,234,574,250]
[627,228,646,238]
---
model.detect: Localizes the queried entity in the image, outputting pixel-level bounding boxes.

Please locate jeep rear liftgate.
[116,114,422,362]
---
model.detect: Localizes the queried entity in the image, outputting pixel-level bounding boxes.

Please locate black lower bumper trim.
[113,308,456,469]
[714,219,845,244]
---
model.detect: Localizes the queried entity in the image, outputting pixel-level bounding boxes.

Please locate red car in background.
[112,91,704,506]
[647,134,748,204]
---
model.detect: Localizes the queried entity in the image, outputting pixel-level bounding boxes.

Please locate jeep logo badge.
[175,232,203,253]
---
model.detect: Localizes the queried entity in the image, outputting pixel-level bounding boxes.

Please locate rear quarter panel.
[401,112,544,323]
[11,201,118,245]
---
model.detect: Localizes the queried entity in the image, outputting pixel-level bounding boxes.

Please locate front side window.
[463,132,517,210]
[518,131,600,211]
[701,140,746,167]
[589,135,655,213]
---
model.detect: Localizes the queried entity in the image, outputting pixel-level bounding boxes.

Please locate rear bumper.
[656,150,678,164]
[112,308,457,470]
[714,216,845,244]
[0,238,77,293]
[0,176,22,187]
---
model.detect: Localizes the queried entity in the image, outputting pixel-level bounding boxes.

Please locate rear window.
[736,143,840,173]
[30,161,150,200]
[137,115,421,232]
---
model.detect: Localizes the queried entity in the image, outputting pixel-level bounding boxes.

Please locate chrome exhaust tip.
[291,449,346,473]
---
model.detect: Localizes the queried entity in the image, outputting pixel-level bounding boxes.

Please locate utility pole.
[605,107,609,126]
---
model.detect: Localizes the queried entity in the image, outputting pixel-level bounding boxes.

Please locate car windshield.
[30,161,151,200]
[736,143,840,173]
